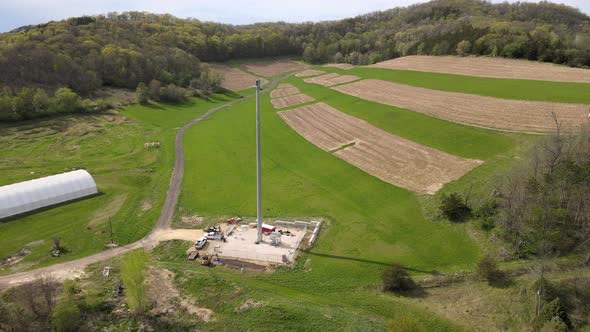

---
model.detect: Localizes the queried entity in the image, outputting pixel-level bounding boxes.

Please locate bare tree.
[10,273,59,324]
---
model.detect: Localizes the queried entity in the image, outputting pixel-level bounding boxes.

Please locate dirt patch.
[0,248,32,267]
[304,73,360,87]
[278,102,482,194]
[270,86,300,98]
[181,215,204,227]
[370,55,590,83]
[324,63,354,70]
[209,63,266,91]
[147,268,215,321]
[271,93,315,109]
[144,141,160,149]
[150,229,203,243]
[240,60,308,77]
[141,200,152,212]
[222,258,268,271]
[295,69,326,77]
[333,79,590,133]
[236,299,264,311]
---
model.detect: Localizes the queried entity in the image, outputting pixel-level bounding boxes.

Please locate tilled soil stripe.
[278,102,482,194]
[332,79,590,133]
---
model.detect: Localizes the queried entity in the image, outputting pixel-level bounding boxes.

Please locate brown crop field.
[278,102,482,194]
[270,85,300,98]
[208,64,265,91]
[333,79,590,133]
[271,94,315,109]
[304,73,360,87]
[240,60,308,77]
[370,56,590,83]
[295,69,326,77]
[324,63,354,70]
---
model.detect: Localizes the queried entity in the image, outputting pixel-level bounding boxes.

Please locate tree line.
[0,0,589,120]
[441,120,590,261]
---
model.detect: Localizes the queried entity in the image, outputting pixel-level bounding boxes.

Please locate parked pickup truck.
[195,236,207,249]
[205,231,224,241]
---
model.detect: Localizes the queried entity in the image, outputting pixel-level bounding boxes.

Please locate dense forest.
[0,0,589,120]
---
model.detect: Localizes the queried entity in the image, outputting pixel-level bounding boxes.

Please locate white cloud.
[0,0,588,32]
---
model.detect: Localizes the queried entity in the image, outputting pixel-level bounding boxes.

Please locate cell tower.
[255,79,263,244]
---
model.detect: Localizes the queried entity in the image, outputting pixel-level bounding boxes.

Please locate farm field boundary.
[278,102,482,194]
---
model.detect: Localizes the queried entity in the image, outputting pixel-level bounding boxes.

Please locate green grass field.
[2,57,587,330]
[174,76,530,330]
[0,93,237,274]
[169,61,590,329]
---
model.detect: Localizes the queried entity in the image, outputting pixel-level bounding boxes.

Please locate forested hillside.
[1,0,589,120]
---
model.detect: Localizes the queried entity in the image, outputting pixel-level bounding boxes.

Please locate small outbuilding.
[0,170,98,219]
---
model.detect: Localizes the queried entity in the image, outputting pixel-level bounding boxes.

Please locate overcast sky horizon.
[1,0,589,33]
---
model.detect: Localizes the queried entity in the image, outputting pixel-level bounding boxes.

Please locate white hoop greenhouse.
[0,170,98,219]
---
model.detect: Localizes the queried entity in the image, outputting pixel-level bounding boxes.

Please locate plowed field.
[370,56,590,83]
[278,103,482,194]
[333,79,590,133]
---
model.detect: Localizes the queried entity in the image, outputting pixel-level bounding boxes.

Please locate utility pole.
[255,79,263,244]
[108,216,114,244]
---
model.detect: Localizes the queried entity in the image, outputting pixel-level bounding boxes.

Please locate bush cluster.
[382,263,416,292]
[0,87,110,121]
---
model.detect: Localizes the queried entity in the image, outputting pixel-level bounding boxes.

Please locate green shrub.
[121,250,149,314]
[83,287,108,311]
[383,263,415,292]
[51,296,80,332]
[478,217,496,231]
[49,88,82,114]
[160,84,188,103]
[533,277,559,303]
[148,79,161,101]
[536,298,571,331]
[476,254,506,285]
[439,193,471,222]
[136,82,149,104]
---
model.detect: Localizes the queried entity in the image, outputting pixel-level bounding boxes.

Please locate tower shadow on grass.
[301,250,435,274]
[301,250,431,298]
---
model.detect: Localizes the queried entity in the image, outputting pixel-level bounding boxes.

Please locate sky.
[1,0,589,33]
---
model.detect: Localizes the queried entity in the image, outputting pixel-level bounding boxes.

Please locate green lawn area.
[180,92,485,271]
[318,66,590,104]
[152,241,463,331]
[173,64,574,329]
[176,85,520,329]
[0,93,237,274]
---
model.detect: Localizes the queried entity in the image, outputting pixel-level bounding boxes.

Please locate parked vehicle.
[227,216,242,224]
[195,236,207,249]
[204,226,220,233]
[200,255,210,266]
[205,231,224,240]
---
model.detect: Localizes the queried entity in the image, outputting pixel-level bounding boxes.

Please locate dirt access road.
[0,78,282,290]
